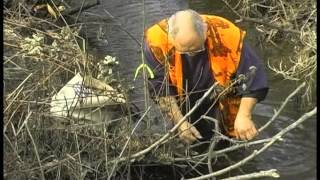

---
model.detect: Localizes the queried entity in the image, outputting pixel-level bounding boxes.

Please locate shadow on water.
[74,0,316,179]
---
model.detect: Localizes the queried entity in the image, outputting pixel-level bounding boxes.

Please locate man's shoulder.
[201,14,237,29]
[145,18,168,33]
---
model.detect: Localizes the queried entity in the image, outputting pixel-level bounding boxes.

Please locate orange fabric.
[145,15,246,136]
[144,19,184,95]
[219,96,242,137]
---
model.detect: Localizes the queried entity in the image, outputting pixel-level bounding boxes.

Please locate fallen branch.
[220,169,279,180]
[108,107,151,180]
[186,107,316,180]
[173,138,272,162]
[203,116,220,176]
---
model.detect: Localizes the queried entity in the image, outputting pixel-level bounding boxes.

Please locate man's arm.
[234,97,258,140]
[157,96,202,144]
[234,42,269,140]
[143,41,202,144]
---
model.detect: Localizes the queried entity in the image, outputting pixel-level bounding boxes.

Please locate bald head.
[168,10,207,53]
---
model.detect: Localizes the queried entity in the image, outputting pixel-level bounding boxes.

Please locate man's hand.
[178,121,203,144]
[157,96,203,144]
[234,97,258,141]
[234,114,257,140]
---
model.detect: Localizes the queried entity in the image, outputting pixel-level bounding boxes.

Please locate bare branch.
[259,82,306,132]
[186,107,316,180]
[220,169,280,180]
[25,121,45,180]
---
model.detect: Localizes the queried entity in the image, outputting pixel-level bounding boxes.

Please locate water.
[76,0,316,179]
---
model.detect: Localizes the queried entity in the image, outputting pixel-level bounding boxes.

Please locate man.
[143,10,268,145]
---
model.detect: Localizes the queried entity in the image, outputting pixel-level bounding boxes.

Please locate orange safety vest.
[145,15,246,137]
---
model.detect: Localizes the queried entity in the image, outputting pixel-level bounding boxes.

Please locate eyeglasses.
[176,46,206,56]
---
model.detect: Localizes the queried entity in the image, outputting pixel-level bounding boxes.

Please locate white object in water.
[50,73,125,122]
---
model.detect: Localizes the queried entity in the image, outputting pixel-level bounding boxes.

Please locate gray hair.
[168,9,206,41]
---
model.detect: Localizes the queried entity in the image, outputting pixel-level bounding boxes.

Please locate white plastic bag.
[50,73,125,122]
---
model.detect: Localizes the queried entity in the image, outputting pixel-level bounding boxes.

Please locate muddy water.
[77,0,316,179]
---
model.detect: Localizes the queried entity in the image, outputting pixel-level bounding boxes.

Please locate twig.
[220,169,279,180]
[173,138,272,162]
[4,133,23,162]
[107,107,151,179]
[259,82,306,132]
[110,82,220,164]
[25,122,45,180]
[186,107,316,180]
[203,116,220,178]
[102,9,141,47]
[50,0,86,62]
[61,0,100,16]
[220,0,301,34]
[214,138,272,155]
[111,73,249,164]
[15,111,32,136]
[4,87,27,132]
[73,132,83,179]
[5,73,33,102]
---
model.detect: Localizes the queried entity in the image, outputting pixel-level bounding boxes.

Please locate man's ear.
[168,33,174,44]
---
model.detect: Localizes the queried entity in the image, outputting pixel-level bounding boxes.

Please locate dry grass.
[3,4,174,179]
[224,0,316,106]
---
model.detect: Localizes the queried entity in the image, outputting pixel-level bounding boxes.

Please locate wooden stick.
[220,169,279,180]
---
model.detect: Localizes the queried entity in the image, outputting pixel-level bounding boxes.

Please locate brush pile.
[3,2,178,179]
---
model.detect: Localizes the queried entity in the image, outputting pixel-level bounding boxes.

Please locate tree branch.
[259,82,306,132]
[109,82,220,164]
[220,169,279,180]
[186,107,316,180]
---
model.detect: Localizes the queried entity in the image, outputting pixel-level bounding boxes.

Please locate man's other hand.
[234,114,258,141]
[178,121,203,144]
[234,97,258,141]
[234,116,258,140]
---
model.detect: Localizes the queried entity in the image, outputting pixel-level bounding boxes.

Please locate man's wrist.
[158,96,183,125]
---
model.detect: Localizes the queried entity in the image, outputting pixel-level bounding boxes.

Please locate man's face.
[173,32,206,56]
[168,11,207,56]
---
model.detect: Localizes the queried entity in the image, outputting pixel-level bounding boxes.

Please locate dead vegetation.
[3,2,179,179]
[222,0,316,105]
